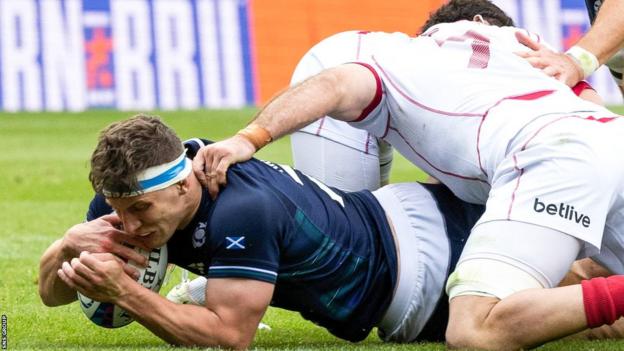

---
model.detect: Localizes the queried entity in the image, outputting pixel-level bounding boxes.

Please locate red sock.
[581,276,624,328]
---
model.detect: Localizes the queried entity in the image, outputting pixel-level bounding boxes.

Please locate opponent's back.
[352,21,612,203]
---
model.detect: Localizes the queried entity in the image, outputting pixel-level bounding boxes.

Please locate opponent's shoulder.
[306,30,410,62]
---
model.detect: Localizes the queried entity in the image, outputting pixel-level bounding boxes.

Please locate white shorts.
[372,183,450,342]
[445,115,624,298]
[291,131,384,192]
[477,114,624,254]
[290,31,382,157]
[289,31,396,192]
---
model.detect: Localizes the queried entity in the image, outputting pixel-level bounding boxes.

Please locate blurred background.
[3,1,624,349]
[0,0,620,114]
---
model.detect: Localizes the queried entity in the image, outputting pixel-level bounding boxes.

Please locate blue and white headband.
[102,152,192,198]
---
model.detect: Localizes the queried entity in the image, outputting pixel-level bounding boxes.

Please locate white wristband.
[565,45,599,79]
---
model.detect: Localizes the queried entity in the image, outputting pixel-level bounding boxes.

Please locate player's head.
[90,115,199,247]
[420,0,514,33]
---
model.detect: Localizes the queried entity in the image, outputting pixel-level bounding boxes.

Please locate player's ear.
[473,14,489,25]
[176,178,190,195]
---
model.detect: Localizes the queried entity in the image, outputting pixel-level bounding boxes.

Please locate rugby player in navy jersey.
[38,115,484,347]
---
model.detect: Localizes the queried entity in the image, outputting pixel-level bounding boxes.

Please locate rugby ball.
[77,245,168,328]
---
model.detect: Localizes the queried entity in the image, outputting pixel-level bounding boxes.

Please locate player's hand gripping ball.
[77,245,168,328]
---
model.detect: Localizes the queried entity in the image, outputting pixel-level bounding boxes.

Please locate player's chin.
[142,231,172,249]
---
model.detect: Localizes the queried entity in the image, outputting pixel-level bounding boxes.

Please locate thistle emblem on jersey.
[193,222,207,248]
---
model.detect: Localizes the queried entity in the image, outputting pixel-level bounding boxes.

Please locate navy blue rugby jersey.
[87,138,398,342]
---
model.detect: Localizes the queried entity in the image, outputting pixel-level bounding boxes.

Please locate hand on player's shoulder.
[192,135,256,199]
[514,31,583,87]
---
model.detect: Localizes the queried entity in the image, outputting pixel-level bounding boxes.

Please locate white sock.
[188,276,208,305]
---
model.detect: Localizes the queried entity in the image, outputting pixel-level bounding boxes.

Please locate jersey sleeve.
[346,62,390,137]
[206,192,283,284]
[86,194,113,221]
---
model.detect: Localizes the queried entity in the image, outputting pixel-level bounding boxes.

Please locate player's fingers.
[100,235,147,266]
[557,72,574,85]
[542,65,561,78]
[71,256,97,278]
[89,252,140,279]
[108,235,149,264]
[515,31,542,51]
[79,251,115,272]
[89,251,123,263]
[524,57,549,69]
[192,148,210,187]
[206,153,224,199]
[109,226,146,246]
[207,174,220,200]
[215,157,230,188]
[61,261,92,288]
[58,268,95,299]
[57,268,78,289]
[123,264,141,280]
[99,213,122,226]
[209,149,223,174]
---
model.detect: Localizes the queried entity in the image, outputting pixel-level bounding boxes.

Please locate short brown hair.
[421,0,514,33]
[89,115,184,196]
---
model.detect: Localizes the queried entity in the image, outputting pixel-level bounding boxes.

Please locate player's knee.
[445,298,488,349]
[446,295,527,350]
[445,324,476,349]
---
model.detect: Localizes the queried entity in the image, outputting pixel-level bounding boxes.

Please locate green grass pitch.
[2,107,624,350]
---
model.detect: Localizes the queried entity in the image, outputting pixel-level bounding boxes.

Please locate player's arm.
[59,251,273,349]
[124,277,272,348]
[39,238,78,306]
[575,0,624,69]
[193,63,379,198]
[557,258,624,341]
[517,0,624,86]
[38,213,145,307]
[570,80,605,105]
[559,258,612,287]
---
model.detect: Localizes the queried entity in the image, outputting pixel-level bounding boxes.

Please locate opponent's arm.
[39,214,145,306]
[193,63,379,198]
[59,252,273,349]
[576,0,624,67]
[558,258,624,341]
[576,85,604,105]
[251,63,377,139]
[517,0,624,86]
[559,258,612,287]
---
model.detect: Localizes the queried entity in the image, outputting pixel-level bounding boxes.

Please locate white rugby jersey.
[340,21,624,274]
[350,20,614,203]
[291,31,412,156]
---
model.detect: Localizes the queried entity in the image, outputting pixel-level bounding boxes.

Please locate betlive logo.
[533,198,590,228]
